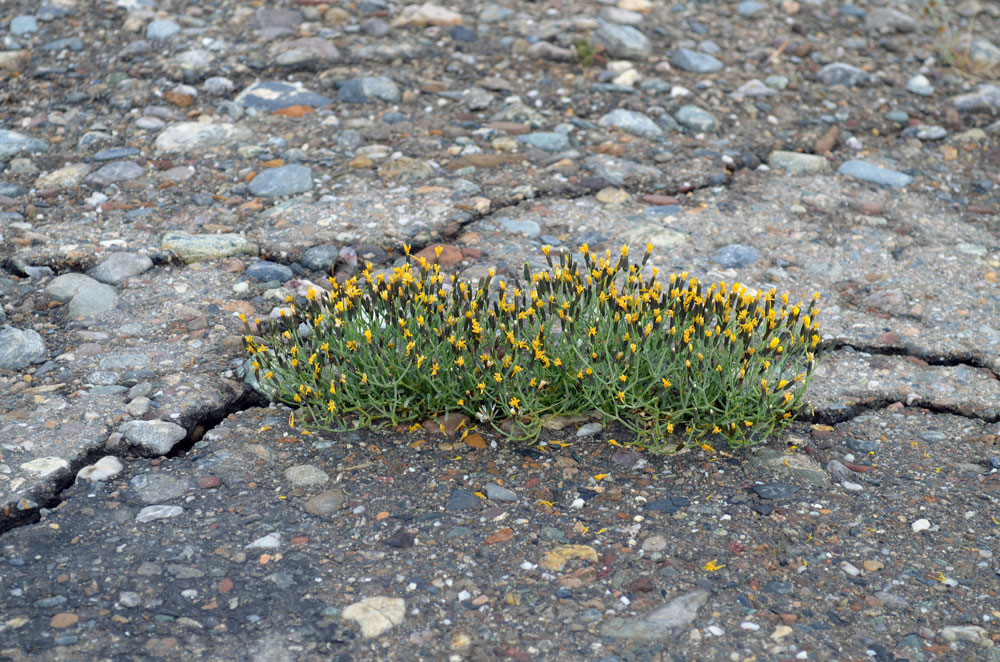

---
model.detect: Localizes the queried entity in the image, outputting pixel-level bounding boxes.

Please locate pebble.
[517,132,570,152]
[817,62,869,87]
[576,422,603,437]
[970,38,1000,68]
[301,244,340,272]
[0,327,47,369]
[598,109,662,138]
[135,505,184,523]
[497,218,541,239]
[670,48,724,74]
[248,165,313,198]
[154,122,251,153]
[120,420,187,455]
[0,129,48,160]
[712,244,760,268]
[593,20,651,60]
[284,465,329,487]
[131,474,193,504]
[865,7,918,33]
[753,483,800,499]
[731,79,777,99]
[837,160,913,188]
[342,596,405,638]
[601,590,709,640]
[841,480,863,491]
[304,489,346,516]
[769,150,829,174]
[644,496,690,513]
[911,518,931,533]
[674,105,718,132]
[245,532,281,549]
[736,0,765,17]
[161,232,258,263]
[234,81,333,112]
[35,163,91,189]
[906,74,934,97]
[45,273,118,317]
[338,76,401,104]
[826,459,849,481]
[10,16,40,36]
[76,456,124,482]
[484,483,518,502]
[245,261,294,282]
[146,19,181,40]
[88,253,154,285]
[446,488,480,510]
[19,457,70,477]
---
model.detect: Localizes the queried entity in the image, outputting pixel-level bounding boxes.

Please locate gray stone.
[66,281,118,318]
[10,15,39,35]
[301,244,340,271]
[670,48,723,73]
[517,132,570,152]
[915,125,947,141]
[154,122,252,153]
[838,160,912,187]
[906,74,934,96]
[39,36,84,53]
[737,0,765,17]
[484,483,518,502]
[753,483,800,499]
[592,20,650,60]
[234,81,333,111]
[713,244,760,268]
[764,580,794,594]
[498,218,541,239]
[35,163,91,189]
[446,488,480,510]
[826,459,849,481]
[599,109,663,138]
[274,37,340,69]
[479,4,513,22]
[952,84,1000,112]
[601,590,709,640]
[338,76,400,104]
[731,79,776,99]
[769,150,830,174]
[865,7,918,33]
[0,182,27,197]
[88,253,153,285]
[83,161,144,187]
[131,474,193,504]
[304,489,345,516]
[0,129,47,161]
[136,505,183,523]
[245,261,294,282]
[248,165,313,197]
[818,62,869,87]
[674,105,718,132]
[120,420,187,455]
[284,464,329,487]
[92,147,141,162]
[161,232,258,263]
[971,38,1000,68]
[0,327,46,370]
[146,19,181,40]
[885,110,909,123]
[584,155,662,186]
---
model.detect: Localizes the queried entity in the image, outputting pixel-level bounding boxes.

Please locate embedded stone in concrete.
[120,420,188,455]
[161,232,259,263]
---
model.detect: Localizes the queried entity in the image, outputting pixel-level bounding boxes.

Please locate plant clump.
[241,244,821,454]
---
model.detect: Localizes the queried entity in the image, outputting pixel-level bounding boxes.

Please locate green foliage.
[241,244,822,453]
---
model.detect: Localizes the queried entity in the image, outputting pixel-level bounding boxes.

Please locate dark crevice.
[805,398,1000,427]
[822,340,1000,380]
[0,385,266,538]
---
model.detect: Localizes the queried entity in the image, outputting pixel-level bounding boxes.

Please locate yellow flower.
[589,326,597,337]
[494,372,503,383]
[431,362,439,377]
[454,356,465,367]
[477,382,486,392]
[509,397,520,410]
[364,329,372,343]
[661,378,671,389]
[238,312,246,323]
[617,390,625,403]
[327,400,337,412]
[619,374,627,382]
[361,373,368,385]
[541,245,551,257]
[417,354,426,369]
[403,243,411,255]
[288,413,295,429]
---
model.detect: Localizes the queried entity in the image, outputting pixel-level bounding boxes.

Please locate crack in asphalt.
[0,386,266,538]
[822,340,1000,381]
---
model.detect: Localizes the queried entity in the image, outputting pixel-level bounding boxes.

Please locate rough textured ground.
[1,0,999,659]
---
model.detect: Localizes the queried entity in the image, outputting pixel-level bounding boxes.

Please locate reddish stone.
[218,578,234,593]
[858,202,883,216]
[642,194,679,205]
[626,576,654,593]
[413,244,463,267]
[876,331,899,344]
[197,476,221,489]
[461,246,483,259]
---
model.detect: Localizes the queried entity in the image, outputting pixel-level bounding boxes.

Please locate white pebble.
[457,590,470,601]
[911,518,931,533]
[570,498,585,509]
[840,562,861,577]
[841,481,863,491]
[706,625,724,636]
[740,621,760,631]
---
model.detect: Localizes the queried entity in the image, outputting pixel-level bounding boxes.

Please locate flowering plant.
[242,244,821,453]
